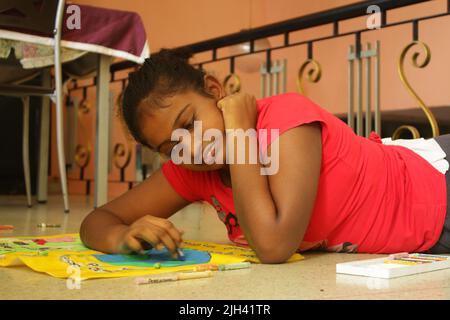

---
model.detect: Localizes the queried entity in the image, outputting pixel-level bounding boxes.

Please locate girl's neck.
[218,165,232,188]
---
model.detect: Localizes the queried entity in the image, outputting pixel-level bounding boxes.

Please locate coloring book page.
[0,234,304,280]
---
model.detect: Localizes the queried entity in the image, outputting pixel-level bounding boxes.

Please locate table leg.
[94,54,111,208]
[37,70,51,203]
[22,96,32,207]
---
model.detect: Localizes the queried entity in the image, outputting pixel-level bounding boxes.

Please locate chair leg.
[55,91,70,213]
[37,70,51,203]
[53,11,70,213]
[22,96,32,208]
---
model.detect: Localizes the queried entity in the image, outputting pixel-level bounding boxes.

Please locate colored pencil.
[135,270,213,285]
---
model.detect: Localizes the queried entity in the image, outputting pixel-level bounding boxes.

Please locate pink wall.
[71,0,450,113]
[55,0,450,197]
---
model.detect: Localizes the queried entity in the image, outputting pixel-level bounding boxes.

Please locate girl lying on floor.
[80,48,450,263]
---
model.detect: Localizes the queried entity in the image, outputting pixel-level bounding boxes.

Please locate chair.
[0,0,69,212]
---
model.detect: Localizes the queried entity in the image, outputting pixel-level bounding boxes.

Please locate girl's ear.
[203,74,225,100]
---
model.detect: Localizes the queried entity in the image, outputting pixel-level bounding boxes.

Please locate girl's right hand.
[116,215,184,258]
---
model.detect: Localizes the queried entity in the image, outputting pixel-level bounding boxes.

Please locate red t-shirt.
[161,93,447,254]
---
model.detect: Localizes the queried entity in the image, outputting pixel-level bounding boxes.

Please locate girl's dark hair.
[121,48,211,148]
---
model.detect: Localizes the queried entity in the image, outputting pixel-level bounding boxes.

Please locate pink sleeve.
[257,93,328,153]
[161,160,202,202]
[368,131,382,144]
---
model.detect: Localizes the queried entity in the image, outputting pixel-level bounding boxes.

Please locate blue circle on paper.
[93,248,211,267]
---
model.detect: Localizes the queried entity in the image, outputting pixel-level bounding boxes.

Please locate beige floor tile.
[0,195,449,300]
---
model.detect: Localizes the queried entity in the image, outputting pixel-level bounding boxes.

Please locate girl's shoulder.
[256,92,312,106]
[256,92,329,132]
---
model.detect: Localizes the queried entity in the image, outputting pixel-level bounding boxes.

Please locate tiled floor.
[1,194,449,300]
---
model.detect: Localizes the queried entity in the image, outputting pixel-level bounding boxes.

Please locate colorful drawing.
[0,235,87,255]
[0,234,304,280]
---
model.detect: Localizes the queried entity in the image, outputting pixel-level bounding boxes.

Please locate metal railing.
[68,0,447,185]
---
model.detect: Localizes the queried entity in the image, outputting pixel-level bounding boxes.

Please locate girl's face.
[138,75,227,171]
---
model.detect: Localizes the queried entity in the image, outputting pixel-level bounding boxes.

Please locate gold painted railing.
[392,40,439,140]
[297,58,322,95]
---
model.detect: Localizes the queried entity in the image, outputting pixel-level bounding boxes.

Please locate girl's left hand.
[217,92,258,130]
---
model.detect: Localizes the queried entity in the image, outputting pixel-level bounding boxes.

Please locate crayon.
[193,264,219,272]
[384,260,421,266]
[218,262,251,271]
[177,248,186,261]
[388,252,409,260]
[135,270,213,285]
[397,257,433,264]
[0,225,14,230]
[135,274,178,284]
[405,256,446,262]
[37,223,61,228]
[409,253,448,260]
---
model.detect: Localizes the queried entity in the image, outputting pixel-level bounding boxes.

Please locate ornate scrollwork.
[116,91,124,109]
[74,97,91,170]
[114,87,133,179]
[392,41,439,140]
[116,80,127,108]
[223,73,241,95]
[78,98,90,114]
[74,144,90,169]
[297,58,322,95]
[113,142,132,170]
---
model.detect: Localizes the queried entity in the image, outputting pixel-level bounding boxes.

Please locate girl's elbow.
[79,218,90,246]
[258,254,288,264]
[256,244,292,264]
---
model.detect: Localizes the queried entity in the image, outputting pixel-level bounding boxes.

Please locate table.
[0,3,150,209]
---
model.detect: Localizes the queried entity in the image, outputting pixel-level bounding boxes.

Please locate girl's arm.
[80,169,190,256]
[219,94,322,263]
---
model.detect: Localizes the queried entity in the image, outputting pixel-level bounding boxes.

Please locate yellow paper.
[182,240,304,263]
[0,233,304,280]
